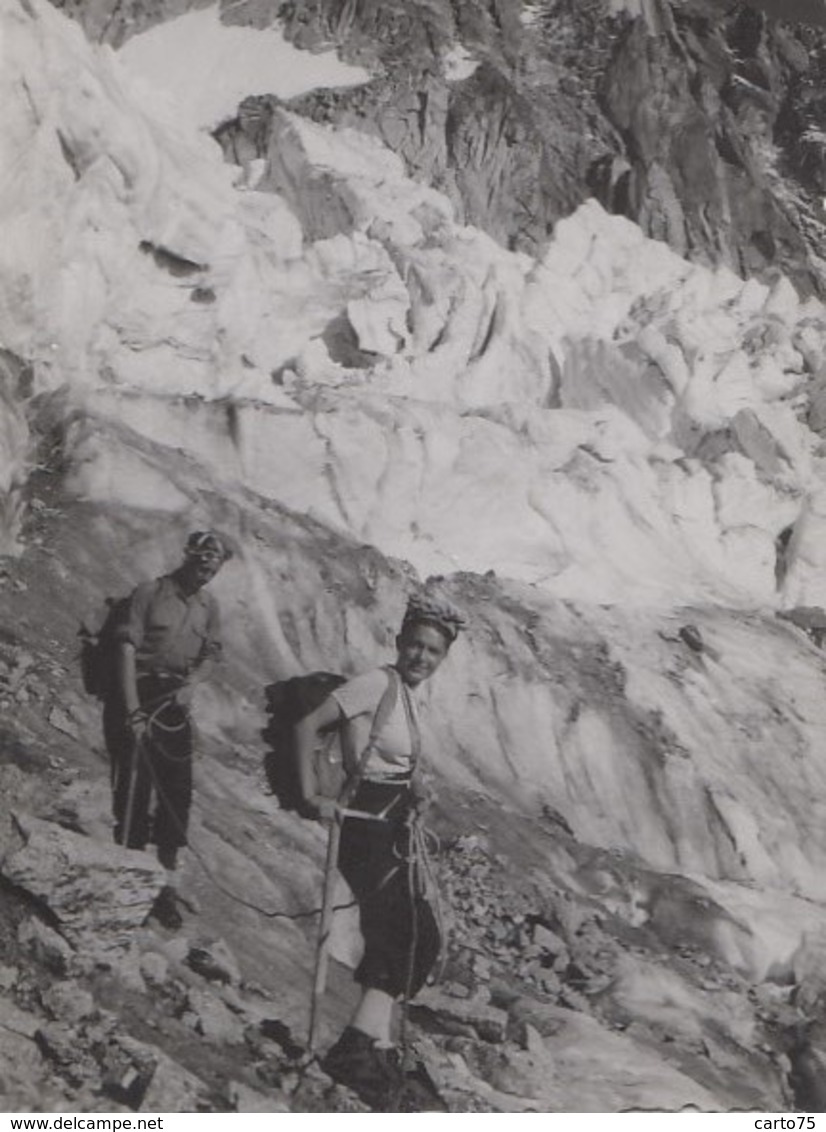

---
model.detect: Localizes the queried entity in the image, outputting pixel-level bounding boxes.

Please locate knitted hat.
[402,590,467,644]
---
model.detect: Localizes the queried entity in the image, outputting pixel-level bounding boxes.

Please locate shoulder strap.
[369,666,400,746]
[369,665,421,761]
[397,674,421,762]
[339,667,413,802]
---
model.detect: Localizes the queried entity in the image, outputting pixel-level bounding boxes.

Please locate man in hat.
[103,530,232,928]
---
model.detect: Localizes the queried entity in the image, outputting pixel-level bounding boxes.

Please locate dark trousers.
[103,675,193,853]
[338,781,441,1000]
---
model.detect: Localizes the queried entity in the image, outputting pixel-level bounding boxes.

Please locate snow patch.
[118,5,370,131]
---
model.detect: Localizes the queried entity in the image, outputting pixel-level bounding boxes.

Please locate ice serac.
[5,0,826,1112]
[8,1,826,604]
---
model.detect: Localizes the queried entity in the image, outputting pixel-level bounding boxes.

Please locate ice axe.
[307,803,344,1055]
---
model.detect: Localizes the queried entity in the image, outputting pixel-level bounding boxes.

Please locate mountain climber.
[103,530,232,929]
[294,590,466,1107]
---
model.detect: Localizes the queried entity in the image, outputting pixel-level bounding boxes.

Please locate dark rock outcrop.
[49,0,826,290]
[201,0,826,293]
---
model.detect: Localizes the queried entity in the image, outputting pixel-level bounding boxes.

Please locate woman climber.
[294,590,466,1107]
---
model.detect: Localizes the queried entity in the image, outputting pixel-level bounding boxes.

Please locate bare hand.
[310,795,338,823]
[175,684,194,708]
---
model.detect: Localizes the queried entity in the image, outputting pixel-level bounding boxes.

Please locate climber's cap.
[184,530,233,563]
[401,590,467,646]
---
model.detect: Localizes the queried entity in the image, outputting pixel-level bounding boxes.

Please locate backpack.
[78,595,133,699]
[262,673,348,814]
[262,667,408,816]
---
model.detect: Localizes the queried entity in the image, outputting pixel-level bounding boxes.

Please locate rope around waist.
[341,776,412,823]
[359,771,412,785]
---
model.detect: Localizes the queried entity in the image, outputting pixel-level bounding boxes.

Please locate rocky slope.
[3,0,826,1113]
[0,474,815,1113]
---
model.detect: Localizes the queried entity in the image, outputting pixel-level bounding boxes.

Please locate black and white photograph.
[3,0,826,1117]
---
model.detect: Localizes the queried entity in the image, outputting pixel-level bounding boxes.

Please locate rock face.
[0,350,31,555]
[47,0,202,45]
[221,0,826,295]
[47,0,826,292]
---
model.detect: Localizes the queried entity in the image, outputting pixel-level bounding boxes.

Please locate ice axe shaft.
[308,763,383,1053]
[308,810,344,1054]
[121,731,142,849]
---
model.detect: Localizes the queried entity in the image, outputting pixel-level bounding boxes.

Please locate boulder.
[17,917,74,975]
[0,965,19,991]
[138,951,170,989]
[410,987,508,1043]
[186,938,241,986]
[40,984,97,1025]
[2,815,165,953]
[184,987,246,1045]
[228,1080,290,1113]
[109,1035,210,1113]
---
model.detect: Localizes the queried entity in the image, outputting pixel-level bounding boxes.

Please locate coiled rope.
[127,700,356,921]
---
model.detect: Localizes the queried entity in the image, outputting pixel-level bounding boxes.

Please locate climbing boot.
[150,885,184,931]
[321,1026,403,1110]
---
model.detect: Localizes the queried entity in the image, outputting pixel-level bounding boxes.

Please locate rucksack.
[262,672,348,814]
[262,667,408,816]
[78,594,133,699]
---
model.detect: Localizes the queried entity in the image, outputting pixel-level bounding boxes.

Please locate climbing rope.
[385,804,447,1109]
[125,700,357,922]
[397,812,420,1100]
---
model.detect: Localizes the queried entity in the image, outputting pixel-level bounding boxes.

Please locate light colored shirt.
[117,573,221,676]
[332,667,420,779]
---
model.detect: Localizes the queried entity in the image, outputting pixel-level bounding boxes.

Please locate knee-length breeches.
[103,675,193,853]
[337,780,441,1000]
